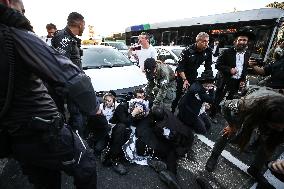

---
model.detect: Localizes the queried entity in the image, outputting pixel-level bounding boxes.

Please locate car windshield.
[82,47,132,68]
[109,42,128,50]
[171,49,183,57]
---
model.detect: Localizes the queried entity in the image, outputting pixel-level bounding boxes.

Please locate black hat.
[144,58,156,71]
[234,28,255,40]
[196,70,215,83]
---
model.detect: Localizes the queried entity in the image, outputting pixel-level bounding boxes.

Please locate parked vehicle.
[100,41,129,56]
[155,46,217,77]
[81,45,147,100]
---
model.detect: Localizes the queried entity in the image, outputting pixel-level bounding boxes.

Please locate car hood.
[84,65,148,92]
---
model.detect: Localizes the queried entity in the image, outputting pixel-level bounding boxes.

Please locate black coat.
[178,82,213,125]
[176,44,212,83]
[216,47,251,82]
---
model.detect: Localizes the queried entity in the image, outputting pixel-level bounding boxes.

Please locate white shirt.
[232,52,245,79]
[40,36,52,46]
[133,45,157,71]
[99,103,118,123]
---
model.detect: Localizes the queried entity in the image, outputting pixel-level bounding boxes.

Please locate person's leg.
[205,135,231,172]
[200,113,212,132]
[171,79,183,113]
[107,123,129,175]
[247,133,283,189]
[226,79,240,100]
[191,116,207,135]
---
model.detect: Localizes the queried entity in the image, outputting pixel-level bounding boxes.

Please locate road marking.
[196,134,284,189]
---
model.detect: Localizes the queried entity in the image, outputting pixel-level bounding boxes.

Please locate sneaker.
[147,159,167,172]
[112,162,128,175]
[205,155,218,172]
[159,170,181,189]
[196,176,213,189]
[247,166,275,189]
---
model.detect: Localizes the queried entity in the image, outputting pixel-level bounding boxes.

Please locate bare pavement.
[0,114,283,189]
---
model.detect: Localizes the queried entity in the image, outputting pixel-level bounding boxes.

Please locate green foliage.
[266,1,284,9]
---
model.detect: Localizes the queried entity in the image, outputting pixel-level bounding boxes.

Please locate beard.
[235,44,247,52]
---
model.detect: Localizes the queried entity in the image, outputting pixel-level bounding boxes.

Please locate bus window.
[162,31,178,46]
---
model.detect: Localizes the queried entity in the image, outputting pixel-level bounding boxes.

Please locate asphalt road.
[0,114,283,189]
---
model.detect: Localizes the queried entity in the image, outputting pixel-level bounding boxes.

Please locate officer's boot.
[205,135,230,172]
[205,153,219,172]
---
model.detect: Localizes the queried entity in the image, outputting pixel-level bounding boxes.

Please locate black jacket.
[178,82,213,124]
[216,47,251,82]
[0,6,97,133]
[52,27,82,70]
[176,44,212,83]
[264,57,284,89]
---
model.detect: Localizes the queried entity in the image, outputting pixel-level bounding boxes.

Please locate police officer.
[0,1,99,188]
[205,86,284,189]
[171,32,213,113]
[249,50,284,90]
[52,12,86,135]
[144,57,176,111]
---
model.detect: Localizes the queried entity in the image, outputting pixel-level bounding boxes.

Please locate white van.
[81,45,147,100]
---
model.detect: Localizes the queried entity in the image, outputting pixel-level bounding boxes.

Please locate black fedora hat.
[234,28,255,40]
[196,70,215,83]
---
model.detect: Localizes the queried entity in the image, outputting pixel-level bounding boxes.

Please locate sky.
[23,0,274,38]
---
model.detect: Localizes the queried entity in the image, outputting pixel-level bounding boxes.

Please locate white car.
[100,41,129,56]
[81,45,147,100]
[154,46,217,77]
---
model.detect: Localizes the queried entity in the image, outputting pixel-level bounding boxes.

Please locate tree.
[266,1,284,9]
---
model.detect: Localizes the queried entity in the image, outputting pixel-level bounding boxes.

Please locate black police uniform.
[263,57,284,89]
[52,26,85,135]
[0,5,98,189]
[172,44,212,112]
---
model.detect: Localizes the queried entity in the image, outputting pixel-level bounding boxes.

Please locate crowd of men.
[1,0,284,189]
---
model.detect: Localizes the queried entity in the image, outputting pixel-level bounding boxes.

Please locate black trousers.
[171,78,184,112]
[211,78,241,117]
[108,123,131,161]
[11,125,97,189]
[136,138,178,174]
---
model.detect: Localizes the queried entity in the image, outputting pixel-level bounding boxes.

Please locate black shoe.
[159,170,181,189]
[205,155,218,172]
[196,176,213,189]
[247,166,275,189]
[112,162,128,175]
[147,159,167,172]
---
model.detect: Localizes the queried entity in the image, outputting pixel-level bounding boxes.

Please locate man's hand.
[230,67,237,75]
[183,79,190,89]
[222,125,237,137]
[131,107,143,117]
